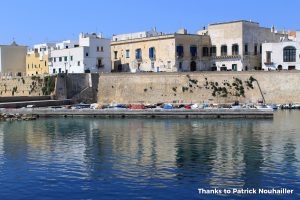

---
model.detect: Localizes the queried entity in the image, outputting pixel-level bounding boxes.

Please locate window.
[39,64,40,68]
[179,62,182,70]
[254,44,258,55]
[64,56,67,61]
[45,61,47,66]
[176,45,184,57]
[260,44,262,54]
[283,46,296,62]
[101,46,104,52]
[245,44,248,55]
[151,62,154,69]
[114,51,118,59]
[59,57,62,62]
[27,64,29,69]
[70,56,73,61]
[126,50,130,58]
[53,69,56,74]
[232,44,239,55]
[78,61,80,66]
[266,51,272,63]
[202,47,209,57]
[135,48,142,60]
[221,45,227,56]
[149,47,156,59]
[86,53,89,57]
[97,59,103,68]
[66,46,69,49]
[190,46,197,57]
[74,45,79,48]
[59,68,62,73]
[54,58,56,62]
[210,46,216,57]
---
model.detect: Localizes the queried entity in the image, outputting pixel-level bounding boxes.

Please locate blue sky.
[1,0,299,46]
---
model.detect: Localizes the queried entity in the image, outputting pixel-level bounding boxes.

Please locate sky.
[1,0,299,46]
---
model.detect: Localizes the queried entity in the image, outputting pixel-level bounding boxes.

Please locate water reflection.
[0,111,299,199]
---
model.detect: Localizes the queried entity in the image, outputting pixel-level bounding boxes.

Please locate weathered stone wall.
[0,76,45,97]
[98,71,300,104]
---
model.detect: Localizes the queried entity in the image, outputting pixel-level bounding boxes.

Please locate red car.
[184,105,192,109]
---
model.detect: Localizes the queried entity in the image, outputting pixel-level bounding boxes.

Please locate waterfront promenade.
[0,108,274,119]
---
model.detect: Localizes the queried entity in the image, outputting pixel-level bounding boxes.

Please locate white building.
[112,28,163,42]
[262,31,300,70]
[0,42,27,76]
[49,33,111,74]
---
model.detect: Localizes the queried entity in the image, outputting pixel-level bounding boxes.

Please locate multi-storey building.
[0,42,27,76]
[49,33,111,74]
[262,31,300,70]
[198,20,286,71]
[111,29,211,72]
[26,43,55,76]
[111,21,287,72]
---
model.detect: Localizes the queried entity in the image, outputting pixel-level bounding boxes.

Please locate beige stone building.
[198,20,286,71]
[111,29,211,72]
[0,42,27,76]
[111,21,287,72]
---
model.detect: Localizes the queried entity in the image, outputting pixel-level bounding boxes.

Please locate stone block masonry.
[0,76,45,97]
[97,71,300,104]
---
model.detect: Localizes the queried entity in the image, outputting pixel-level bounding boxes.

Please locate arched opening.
[117,64,122,72]
[190,61,197,71]
[202,47,209,57]
[220,65,227,71]
[232,44,239,55]
[221,45,227,56]
[283,46,296,62]
[277,65,283,70]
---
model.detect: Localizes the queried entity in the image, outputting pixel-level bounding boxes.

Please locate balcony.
[212,55,241,60]
[135,58,143,62]
[149,56,156,61]
[264,61,273,65]
[97,64,105,68]
[191,55,198,60]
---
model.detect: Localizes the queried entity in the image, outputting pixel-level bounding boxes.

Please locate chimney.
[271,25,275,33]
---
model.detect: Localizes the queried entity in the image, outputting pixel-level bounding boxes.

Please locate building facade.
[111,29,211,72]
[49,33,111,74]
[26,43,55,76]
[0,42,27,76]
[198,20,286,71]
[262,31,300,70]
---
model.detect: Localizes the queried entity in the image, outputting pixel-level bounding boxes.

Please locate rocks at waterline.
[0,113,37,121]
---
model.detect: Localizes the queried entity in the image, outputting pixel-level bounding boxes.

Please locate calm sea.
[0,111,299,200]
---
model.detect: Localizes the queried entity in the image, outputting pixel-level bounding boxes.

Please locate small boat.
[267,104,278,110]
[255,104,273,111]
[292,104,300,109]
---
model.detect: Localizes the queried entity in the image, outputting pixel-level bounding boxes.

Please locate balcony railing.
[135,58,143,62]
[264,61,273,65]
[212,55,241,60]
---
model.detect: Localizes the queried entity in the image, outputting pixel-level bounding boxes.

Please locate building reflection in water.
[0,111,299,190]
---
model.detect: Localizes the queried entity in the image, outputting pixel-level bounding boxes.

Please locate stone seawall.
[97,71,300,104]
[0,76,45,97]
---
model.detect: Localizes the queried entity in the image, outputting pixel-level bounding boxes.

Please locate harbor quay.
[0,108,274,119]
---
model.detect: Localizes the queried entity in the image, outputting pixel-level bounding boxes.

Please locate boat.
[255,104,273,111]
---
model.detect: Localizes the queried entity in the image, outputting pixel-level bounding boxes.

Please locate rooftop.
[209,20,259,26]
